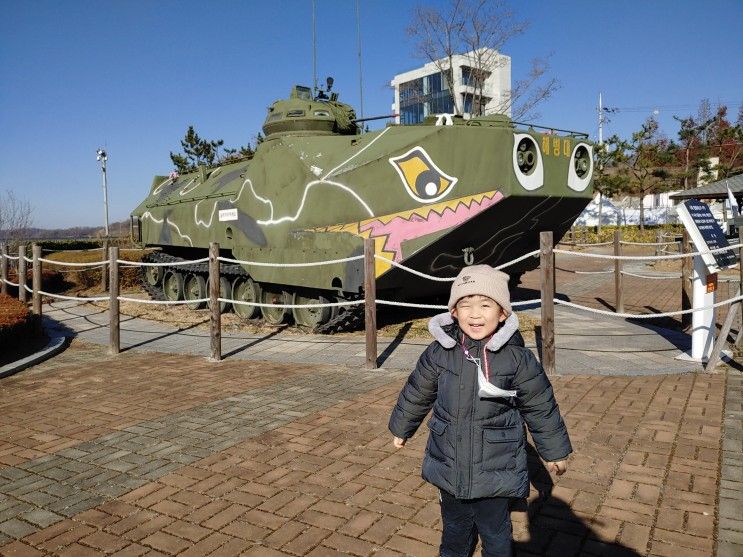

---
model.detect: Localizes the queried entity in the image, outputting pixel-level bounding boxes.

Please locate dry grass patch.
[44,248,154,290]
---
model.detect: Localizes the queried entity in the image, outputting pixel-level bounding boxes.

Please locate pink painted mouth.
[360,191,503,261]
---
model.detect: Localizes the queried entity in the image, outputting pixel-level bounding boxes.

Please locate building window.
[461,66,491,87]
[462,93,491,116]
[461,66,474,86]
[397,70,453,124]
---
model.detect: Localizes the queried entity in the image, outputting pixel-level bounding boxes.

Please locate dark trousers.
[439,490,513,557]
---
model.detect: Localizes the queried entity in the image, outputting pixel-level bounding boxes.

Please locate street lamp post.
[96,148,109,237]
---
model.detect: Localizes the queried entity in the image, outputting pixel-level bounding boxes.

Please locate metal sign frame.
[676,199,738,274]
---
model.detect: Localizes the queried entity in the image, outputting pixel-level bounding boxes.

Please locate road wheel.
[144,265,163,287]
[260,287,290,325]
[292,292,333,328]
[184,274,207,310]
[232,277,261,319]
[162,270,184,301]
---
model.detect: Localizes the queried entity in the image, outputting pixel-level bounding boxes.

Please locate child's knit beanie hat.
[447,265,512,315]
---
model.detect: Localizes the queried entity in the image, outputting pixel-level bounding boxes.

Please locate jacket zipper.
[468,340,480,499]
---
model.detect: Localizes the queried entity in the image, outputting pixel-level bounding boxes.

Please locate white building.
[390,49,511,125]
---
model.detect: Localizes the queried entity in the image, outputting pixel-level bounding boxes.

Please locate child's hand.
[546,460,567,476]
[393,436,406,448]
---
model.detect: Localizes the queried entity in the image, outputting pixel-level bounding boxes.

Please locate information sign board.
[677,199,738,273]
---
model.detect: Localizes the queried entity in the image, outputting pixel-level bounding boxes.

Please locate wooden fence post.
[18,244,27,303]
[101,238,109,292]
[209,242,221,362]
[681,231,692,329]
[540,231,555,374]
[655,230,663,257]
[0,243,7,296]
[32,244,42,335]
[364,238,378,369]
[614,230,624,313]
[109,246,120,355]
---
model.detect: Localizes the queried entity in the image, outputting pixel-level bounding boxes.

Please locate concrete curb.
[0,333,68,379]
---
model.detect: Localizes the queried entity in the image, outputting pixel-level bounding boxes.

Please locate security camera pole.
[96,148,109,237]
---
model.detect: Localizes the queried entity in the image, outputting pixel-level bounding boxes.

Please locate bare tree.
[407,0,559,120]
[498,56,560,121]
[0,190,34,245]
[408,1,466,114]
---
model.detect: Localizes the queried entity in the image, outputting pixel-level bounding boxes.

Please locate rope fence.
[554,242,742,261]
[221,298,365,309]
[219,255,364,267]
[39,258,108,267]
[555,294,743,319]
[1,231,741,371]
[619,240,679,246]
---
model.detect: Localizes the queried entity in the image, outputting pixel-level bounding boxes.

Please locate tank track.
[312,296,365,334]
[140,252,166,301]
[142,252,246,281]
[140,251,363,334]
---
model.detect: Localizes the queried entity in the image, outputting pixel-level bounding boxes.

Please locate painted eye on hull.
[568,143,593,191]
[389,147,458,203]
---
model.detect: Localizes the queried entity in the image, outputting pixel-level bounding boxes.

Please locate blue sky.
[1,0,741,229]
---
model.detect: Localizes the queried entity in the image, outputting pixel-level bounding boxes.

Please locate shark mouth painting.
[316,190,504,276]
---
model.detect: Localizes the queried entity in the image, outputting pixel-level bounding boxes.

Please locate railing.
[1,232,742,372]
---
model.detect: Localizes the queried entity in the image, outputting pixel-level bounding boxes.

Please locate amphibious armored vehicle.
[131,83,594,331]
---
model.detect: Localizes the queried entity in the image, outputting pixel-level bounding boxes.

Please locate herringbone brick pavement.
[0,343,735,556]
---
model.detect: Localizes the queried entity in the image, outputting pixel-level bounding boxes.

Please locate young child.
[389,264,571,557]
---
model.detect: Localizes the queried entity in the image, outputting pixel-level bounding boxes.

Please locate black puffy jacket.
[388,312,572,499]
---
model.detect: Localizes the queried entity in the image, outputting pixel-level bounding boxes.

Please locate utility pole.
[97,148,110,237]
[312,0,318,95]
[597,93,618,145]
[598,93,603,146]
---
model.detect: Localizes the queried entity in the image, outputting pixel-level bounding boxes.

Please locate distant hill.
[0,219,129,240]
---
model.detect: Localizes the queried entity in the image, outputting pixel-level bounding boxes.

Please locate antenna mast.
[356,0,364,120]
[312,0,318,94]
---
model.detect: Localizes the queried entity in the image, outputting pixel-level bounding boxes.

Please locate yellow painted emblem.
[388,147,458,203]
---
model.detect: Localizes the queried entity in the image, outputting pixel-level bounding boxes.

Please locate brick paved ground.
[0,343,738,556]
[719,371,743,557]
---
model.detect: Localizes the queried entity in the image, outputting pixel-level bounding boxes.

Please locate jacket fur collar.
[428,312,520,352]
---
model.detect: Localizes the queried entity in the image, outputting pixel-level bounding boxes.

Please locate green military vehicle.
[131,82,594,331]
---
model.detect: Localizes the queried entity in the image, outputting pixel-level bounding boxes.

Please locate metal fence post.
[0,243,7,296]
[32,244,42,335]
[209,242,222,362]
[681,232,692,329]
[540,231,555,374]
[614,230,624,313]
[109,246,120,355]
[364,238,378,369]
[18,244,27,303]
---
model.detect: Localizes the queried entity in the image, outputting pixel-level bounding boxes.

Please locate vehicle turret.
[262,79,359,138]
